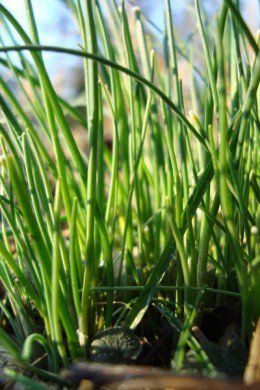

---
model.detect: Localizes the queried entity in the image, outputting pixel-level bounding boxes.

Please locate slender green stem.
[0,44,206,146]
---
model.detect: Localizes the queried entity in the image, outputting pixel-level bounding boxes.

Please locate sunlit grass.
[0,0,259,382]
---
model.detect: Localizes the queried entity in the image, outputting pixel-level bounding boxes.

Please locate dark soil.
[0,298,250,389]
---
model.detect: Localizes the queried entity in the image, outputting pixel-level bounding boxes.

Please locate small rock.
[90,327,142,364]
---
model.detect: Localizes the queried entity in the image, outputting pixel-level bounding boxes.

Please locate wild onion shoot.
[0,0,259,381]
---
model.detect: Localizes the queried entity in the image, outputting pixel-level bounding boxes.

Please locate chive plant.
[0,0,259,381]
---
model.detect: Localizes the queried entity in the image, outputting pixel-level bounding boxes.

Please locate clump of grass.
[0,0,259,381]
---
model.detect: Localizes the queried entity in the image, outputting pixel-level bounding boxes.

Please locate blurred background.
[1,0,259,100]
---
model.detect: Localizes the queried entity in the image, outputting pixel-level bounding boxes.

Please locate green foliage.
[0,0,258,381]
